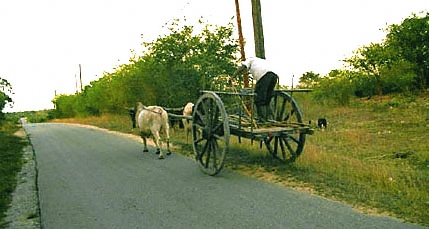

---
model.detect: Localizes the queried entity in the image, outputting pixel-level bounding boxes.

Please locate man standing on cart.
[233,57,278,124]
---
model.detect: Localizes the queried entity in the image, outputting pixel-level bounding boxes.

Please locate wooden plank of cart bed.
[231,125,314,135]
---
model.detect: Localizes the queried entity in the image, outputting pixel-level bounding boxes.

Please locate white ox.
[130,102,171,159]
[182,102,194,142]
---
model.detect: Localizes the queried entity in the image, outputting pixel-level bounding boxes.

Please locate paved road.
[24,123,424,229]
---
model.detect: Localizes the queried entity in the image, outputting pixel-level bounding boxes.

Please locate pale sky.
[1,0,427,112]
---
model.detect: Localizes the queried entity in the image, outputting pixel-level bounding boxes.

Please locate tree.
[140,18,240,107]
[343,12,428,95]
[344,43,390,96]
[0,78,13,120]
[298,71,320,88]
[384,12,429,88]
[52,94,77,118]
[312,70,356,105]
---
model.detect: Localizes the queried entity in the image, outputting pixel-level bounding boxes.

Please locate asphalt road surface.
[24,123,424,229]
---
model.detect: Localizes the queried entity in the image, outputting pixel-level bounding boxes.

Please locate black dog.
[317,118,327,129]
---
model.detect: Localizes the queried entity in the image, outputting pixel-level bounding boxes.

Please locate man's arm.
[232,65,247,77]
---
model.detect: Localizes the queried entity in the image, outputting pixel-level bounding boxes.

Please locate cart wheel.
[265,90,306,162]
[192,92,230,176]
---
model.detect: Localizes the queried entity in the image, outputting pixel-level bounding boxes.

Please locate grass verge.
[0,118,27,226]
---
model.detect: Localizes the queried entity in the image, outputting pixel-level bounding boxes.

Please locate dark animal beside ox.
[317,118,327,129]
[309,118,328,129]
[163,107,185,130]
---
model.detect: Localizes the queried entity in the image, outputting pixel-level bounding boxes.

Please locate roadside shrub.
[311,70,355,106]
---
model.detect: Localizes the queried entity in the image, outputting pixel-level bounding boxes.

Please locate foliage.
[346,12,429,95]
[385,12,429,88]
[345,43,389,96]
[311,70,357,105]
[9,110,55,123]
[300,11,428,104]
[0,78,13,121]
[53,19,240,117]
[298,71,320,89]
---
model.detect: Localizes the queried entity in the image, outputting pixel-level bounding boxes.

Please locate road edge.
[3,126,41,229]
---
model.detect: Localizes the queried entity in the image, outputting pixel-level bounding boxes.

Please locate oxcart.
[170,89,314,176]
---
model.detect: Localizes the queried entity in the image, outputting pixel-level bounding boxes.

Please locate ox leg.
[152,136,161,155]
[153,133,164,159]
[165,139,171,155]
[166,127,172,156]
[141,136,149,152]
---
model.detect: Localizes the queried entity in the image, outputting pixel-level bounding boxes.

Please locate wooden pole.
[251,0,265,59]
[75,74,79,94]
[234,0,249,88]
[79,64,83,92]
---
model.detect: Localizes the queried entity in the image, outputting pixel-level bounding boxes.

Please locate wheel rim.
[266,91,306,161]
[192,92,230,175]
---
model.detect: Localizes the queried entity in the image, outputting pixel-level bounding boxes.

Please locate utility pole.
[75,74,79,94]
[234,0,249,88]
[54,90,57,109]
[251,0,265,59]
[79,64,83,92]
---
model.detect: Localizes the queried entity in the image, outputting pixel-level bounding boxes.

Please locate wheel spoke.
[199,100,210,124]
[279,137,286,159]
[194,107,205,124]
[200,139,210,158]
[205,99,214,122]
[211,140,218,169]
[201,99,209,115]
[213,134,225,141]
[266,136,274,144]
[290,106,296,117]
[210,102,219,127]
[194,122,204,129]
[280,98,287,121]
[212,122,224,136]
[274,137,279,156]
[204,141,211,168]
[283,137,296,157]
[194,137,205,144]
[287,134,300,144]
[272,95,278,119]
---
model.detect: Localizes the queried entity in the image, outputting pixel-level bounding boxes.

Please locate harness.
[142,106,163,115]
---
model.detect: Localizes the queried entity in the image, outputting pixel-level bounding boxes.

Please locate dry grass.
[274,93,429,225]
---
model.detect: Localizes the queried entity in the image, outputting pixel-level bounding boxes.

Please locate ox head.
[183,102,195,116]
[128,107,136,128]
[128,102,145,128]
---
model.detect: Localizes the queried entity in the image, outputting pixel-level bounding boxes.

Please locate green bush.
[311,70,355,106]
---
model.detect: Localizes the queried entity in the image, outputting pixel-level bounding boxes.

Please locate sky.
[0,0,427,112]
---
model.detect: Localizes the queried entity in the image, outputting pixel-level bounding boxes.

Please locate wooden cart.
[180,89,313,176]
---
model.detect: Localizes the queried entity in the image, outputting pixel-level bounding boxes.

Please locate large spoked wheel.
[192,92,230,176]
[265,90,306,162]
